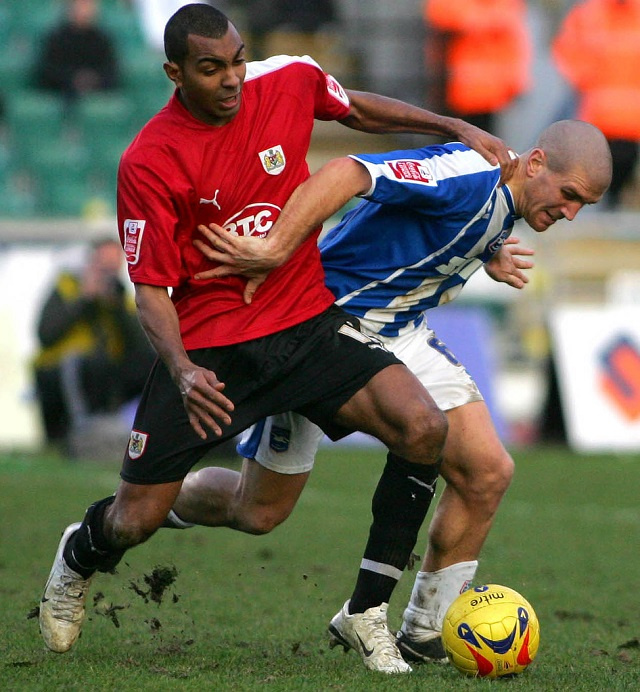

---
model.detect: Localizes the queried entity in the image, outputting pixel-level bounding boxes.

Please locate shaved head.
[536,120,613,192]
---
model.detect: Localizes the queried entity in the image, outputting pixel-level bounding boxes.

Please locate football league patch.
[259,145,286,175]
[123,219,146,264]
[128,430,148,460]
[388,159,436,186]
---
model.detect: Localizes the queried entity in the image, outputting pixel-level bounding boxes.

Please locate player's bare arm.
[343,89,516,176]
[194,157,372,302]
[483,236,535,289]
[134,283,234,439]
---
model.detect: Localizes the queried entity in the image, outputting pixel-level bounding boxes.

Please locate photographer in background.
[32,238,155,452]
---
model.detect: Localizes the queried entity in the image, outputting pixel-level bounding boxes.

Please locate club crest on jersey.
[388,160,436,186]
[123,219,146,264]
[128,430,148,460]
[259,145,286,175]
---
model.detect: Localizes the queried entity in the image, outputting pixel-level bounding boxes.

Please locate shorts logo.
[269,425,291,453]
[128,430,148,459]
[123,219,146,264]
[388,160,436,186]
[259,145,286,175]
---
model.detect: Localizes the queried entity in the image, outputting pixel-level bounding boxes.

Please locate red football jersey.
[117,55,350,349]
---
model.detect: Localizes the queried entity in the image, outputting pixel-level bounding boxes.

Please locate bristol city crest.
[259,145,286,175]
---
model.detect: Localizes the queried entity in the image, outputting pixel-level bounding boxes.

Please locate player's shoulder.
[245,54,323,82]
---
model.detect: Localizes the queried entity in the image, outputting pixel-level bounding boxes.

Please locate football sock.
[401,560,479,636]
[163,509,195,529]
[348,453,441,615]
[63,496,126,578]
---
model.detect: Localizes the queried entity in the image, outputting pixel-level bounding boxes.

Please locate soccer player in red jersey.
[39,3,513,670]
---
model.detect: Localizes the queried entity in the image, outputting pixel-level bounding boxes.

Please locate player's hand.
[484,236,535,289]
[193,224,279,304]
[175,363,235,440]
[454,120,517,184]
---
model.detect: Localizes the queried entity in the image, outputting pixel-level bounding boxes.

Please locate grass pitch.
[1,445,639,690]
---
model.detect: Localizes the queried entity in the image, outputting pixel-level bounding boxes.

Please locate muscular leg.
[65,480,184,577]
[329,364,446,619]
[426,400,514,571]
[400,400,514,644]
[333,364,447,464]
[172,460,310,534]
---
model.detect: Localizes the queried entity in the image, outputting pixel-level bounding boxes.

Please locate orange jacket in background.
[552,0,640,141]
[425,0,532,115]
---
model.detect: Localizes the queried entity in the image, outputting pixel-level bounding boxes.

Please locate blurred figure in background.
[244,0,338,63]
[33,0,120,102]
[424,0,532,136]
[32,238,155,452]
[552,0,640,208]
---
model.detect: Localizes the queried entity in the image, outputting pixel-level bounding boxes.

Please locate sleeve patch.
[123,219,146,264]
[387,160,437,186]
[325,74,350,108]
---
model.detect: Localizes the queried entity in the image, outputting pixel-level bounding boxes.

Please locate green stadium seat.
[5,91,67,163]
[74,92,135,143]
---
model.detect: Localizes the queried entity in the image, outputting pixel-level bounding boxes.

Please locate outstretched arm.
[193,157,372,302]
[342,90,516,175]
[483,237,535,289]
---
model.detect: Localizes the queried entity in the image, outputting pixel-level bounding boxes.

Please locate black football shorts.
[120,304,402,484]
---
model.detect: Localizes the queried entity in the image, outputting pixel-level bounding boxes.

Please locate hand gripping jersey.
[319,144,518,338]
[117,55,350,349]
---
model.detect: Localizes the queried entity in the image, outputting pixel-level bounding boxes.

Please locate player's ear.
[526,148,545,178]
[163,61,182,87]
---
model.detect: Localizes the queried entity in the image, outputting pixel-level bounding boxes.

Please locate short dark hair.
[164,3,230,64]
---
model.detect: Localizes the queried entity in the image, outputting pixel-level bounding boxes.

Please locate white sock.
[165,509,195,529]
[401,560,478,638]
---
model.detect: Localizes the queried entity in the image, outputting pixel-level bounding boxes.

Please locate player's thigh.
[333,363,442,442]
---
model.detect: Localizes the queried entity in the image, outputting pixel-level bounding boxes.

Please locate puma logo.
[199,189,221,210]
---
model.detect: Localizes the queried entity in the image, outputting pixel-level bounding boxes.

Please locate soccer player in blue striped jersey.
[172,119,612,674]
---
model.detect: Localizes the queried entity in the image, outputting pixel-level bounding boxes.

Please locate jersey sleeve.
[349,145,499,213]
[117,149,183,287]
[308,60,351,121]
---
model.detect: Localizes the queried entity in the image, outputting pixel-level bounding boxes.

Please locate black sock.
[63,496,126,578]
[348,453,441,614]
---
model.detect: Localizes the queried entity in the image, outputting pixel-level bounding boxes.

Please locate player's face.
[520,157,604,233]
[165,26,247,126]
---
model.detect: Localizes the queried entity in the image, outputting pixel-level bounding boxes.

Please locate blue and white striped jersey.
[319,143,518,337]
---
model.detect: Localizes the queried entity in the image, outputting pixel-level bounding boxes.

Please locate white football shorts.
[237,320,483,474]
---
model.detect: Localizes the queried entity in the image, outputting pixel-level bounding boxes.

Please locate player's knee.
[236,503,291,535]
[107,506,162,548]
[392,405,448,463]
[452,450,514,511]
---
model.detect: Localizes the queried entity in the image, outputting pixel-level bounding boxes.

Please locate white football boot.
[328,600,412,674]
[39,523,93,653]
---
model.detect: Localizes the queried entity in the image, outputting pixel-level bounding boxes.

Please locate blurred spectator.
[32,238,155,450]
[245,0,338,62]
[424,0,532,135]
[33,0,120,102]
[552,0,640,208]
